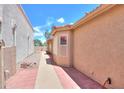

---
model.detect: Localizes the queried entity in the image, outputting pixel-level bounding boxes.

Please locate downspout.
[102,77,112,88]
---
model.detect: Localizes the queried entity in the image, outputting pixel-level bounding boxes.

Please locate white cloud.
[33,26,44,37]
[33,26,41,32]
[34,32,43,37]
[33,17,55,42]
[70,22,74,25]
[41,38,46,43]
[57,17,65,23]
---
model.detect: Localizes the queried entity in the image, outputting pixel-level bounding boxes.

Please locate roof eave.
[17,4,34,32]
[51,26,73,36]
[73,4,116,29]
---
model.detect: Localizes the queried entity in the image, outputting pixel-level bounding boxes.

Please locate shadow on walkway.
[45,53,104,89]
[62,67,103,89]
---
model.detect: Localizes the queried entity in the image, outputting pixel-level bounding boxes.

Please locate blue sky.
[22,4,100,43]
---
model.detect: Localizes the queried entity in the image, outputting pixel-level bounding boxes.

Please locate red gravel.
[54,66,103,89]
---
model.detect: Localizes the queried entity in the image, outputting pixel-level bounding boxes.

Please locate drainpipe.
[102,77,112,88]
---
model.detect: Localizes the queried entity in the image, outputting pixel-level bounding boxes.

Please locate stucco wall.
[0,5,4,88]
[47,41,53,53]
[73,5,124,88]
[49,43,52,53]
[35,46,42,52]
[2,5,34,63]
[0,5,2,17]
[0,5,3,40]
[3,46,16,80]
[53,34,58,55]
[53,30,72,67]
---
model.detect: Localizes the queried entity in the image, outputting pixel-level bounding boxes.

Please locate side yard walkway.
[35,51,103,89]
[6,50,103,89]
[6,51,41,89]
[6,68,37,89]
[35,51,63,89]
[60,67,103,89]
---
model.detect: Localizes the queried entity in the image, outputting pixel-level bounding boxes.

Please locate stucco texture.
[53,31,72,67]
[3,46,16,80]
[2,5,34,63]
[73,5,124,88]
[47,40,53,53]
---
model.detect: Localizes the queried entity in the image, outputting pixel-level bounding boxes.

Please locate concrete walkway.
[35,51,103,89]
[35,51,63,89]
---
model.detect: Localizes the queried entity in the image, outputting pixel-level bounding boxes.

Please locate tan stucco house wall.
[73,4,124,88]
[51,26,73,67]
[49,4,124,88]
[47,38,53,53]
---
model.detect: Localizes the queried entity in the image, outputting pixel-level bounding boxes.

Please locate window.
[59,35,67,45]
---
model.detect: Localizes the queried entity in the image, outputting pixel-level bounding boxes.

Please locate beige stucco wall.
[53,30,72,67]
[0,4,34,87]
[73,5,124,88]
[47,41,53,53]
[49,43,52,53]
[0,5,3,40]
[3,46,16,80]
[2,5,34,63]
[53,34,58,55]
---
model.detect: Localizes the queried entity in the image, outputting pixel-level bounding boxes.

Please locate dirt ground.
[16,50,42,70]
